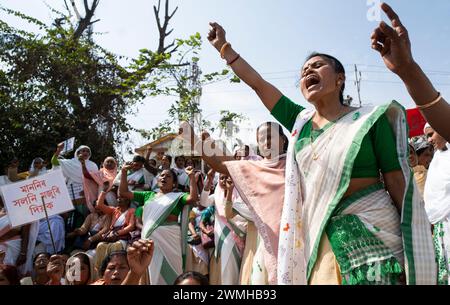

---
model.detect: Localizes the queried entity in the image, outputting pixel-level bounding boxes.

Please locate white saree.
[277,102,436,285]
[141,192,185,285]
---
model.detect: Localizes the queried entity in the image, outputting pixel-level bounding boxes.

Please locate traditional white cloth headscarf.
[58,145,98,184]
[28,157,47,177]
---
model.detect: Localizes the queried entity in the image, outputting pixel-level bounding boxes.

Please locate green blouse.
[133,191,189,218]
[271,95,401,178]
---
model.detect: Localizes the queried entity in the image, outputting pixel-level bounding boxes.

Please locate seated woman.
[118,164,198,285]
[20,252,51,285]
[66,199,112,255]
[0,199,38,277]
[81,156,118,210]
[35,215,65,255]
[93,183,136,272]
[28,157,47,178]
[65,252,96,285]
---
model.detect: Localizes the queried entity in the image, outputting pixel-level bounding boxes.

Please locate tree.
[0,0,190,169]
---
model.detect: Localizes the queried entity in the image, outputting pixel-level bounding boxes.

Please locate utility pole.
[354,64,362,107]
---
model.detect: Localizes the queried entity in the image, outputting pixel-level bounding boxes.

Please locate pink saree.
[225,154,286,284]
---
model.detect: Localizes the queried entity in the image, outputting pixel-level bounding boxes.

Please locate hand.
[194,171,203,183]
[208,22,227,52]
[185,166,195,177]
[207,169,216,180]
[201,130,211,141]
[371,3,414,76]
[225,177,234,191]
[56,142,65,153]
[121,164,133,173]
[46,255,64,284]
[16,252,27,266]
[102,181,110,192]
[78,155,85,164]
[127,239,154,276]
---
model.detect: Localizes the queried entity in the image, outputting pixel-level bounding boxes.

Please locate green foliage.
[0,5,173,170]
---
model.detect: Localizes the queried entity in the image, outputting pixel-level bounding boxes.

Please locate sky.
[2,0,450,156]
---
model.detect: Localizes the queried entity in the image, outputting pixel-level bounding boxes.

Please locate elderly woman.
[20,252,51,285]
[66,199,112,254]
[52,143,99,234]
[206,3,436,285]
[82,156,118,207]
[28,157,47,178]
[118,164,198,285]
[179,122,288,284]
[0,198,38,277]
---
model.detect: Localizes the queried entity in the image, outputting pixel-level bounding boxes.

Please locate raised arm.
[80,158,94,180]
[224,178,237,219]
[179,123,234,175]
[118,164,135,201]
[97,184,115,215]
[200,169,216,208]
[372,3,450,142]
[51,142,64,167]
[184,166,199,205]
[208,22,282,112]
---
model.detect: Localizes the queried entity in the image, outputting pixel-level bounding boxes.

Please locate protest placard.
[60,137,75,155]
[0,169,74,228]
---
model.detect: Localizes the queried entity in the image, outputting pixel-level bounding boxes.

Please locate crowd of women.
[2,2,450,285]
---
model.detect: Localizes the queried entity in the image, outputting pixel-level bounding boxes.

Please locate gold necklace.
[309,107,349,161]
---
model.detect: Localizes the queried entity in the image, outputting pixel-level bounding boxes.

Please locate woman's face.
[67,256,90,285]
[161,156,171,169]
[158,170,175,192]
[417,146,434,168]
[425,127,447,151]
[103,255,129,285]
[77,148,91,160]
[117,197,130,209]
[185,159,194,168]
[33,160,44,170]
[300,56,343,104]
[218,174,228,189]
[257,124,283,159]
[175,157,185,169]
[104,158,117,170]
[131,161,143,171]
[34,254,50,274]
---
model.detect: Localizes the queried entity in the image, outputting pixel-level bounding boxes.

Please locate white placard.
[61,137,75,155]
[0,169,74,228]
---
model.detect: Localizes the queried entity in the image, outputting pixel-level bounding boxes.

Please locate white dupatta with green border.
[141,192,186,285]
[277,101,436,285]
